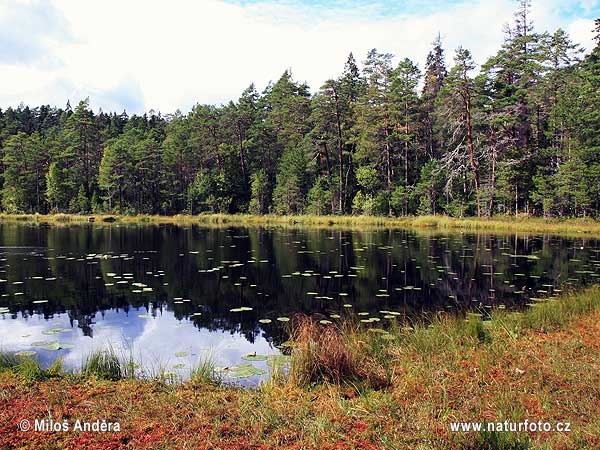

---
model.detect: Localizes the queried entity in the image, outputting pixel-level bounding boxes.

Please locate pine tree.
[437,47,482,216]
[420,34,447,159]
[390,58,421,214]
[1,132,48,212]
[354,49,395,215]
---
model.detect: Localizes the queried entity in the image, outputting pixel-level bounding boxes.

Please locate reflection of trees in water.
[1,223,600,343]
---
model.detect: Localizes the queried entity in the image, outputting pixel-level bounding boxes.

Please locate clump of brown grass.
[287,315,390,389]
[288,315,356,386]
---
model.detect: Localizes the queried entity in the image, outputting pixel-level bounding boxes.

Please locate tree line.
[1,2,599,218]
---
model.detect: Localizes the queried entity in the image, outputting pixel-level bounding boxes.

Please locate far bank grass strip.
[2,213,600,236]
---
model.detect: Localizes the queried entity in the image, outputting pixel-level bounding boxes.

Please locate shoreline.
[2,213,600,236]
[2,284,600,448]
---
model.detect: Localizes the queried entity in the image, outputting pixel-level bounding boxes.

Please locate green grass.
[190,354,221,386]
[82,347,123,381]
[2,212,600,235]
[283,283,600,390]
[0,353,64,384]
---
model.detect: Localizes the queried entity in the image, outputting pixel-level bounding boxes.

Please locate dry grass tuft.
[288,315,390,389]
[288,315,357,386]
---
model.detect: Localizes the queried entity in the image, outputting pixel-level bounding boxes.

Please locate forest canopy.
[1,2,599,218]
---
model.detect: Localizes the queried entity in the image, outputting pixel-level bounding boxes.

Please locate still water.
[1,223,599,382]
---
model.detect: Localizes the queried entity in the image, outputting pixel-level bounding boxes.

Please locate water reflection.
[0,223,599,379]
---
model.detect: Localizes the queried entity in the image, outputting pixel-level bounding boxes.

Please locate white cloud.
[0,309,278,379]
[0,0,597,114]
[566,18,597,52]
[0,0,72,67]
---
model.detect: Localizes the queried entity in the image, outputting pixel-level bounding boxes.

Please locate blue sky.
[223,0,599,18]
[1,0,598,114]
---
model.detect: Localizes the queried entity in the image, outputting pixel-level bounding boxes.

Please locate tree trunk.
[333,88,345,214]
[488,128,496,216]
[464,80,480,217]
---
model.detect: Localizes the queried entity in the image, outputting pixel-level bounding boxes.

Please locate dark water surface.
[1,223,599,382]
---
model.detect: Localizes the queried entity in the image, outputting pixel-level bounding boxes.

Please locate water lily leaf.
[31,340,60,351]
[220,363,266,378]
[276,317,290,322]
[42,330,61,335]
[173,363,186,369]
[230,306,253,312]
[258,319,272,324]
[15,350,36,357]
[138,314,151,319]
[174,352,188,357]
[241,353,268,361]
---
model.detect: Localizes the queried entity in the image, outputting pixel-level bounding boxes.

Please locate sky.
[0,0,598,115]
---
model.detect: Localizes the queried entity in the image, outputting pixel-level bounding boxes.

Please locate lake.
[1,222,599,383]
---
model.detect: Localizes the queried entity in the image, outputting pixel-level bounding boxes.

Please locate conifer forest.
[1,3,599,219]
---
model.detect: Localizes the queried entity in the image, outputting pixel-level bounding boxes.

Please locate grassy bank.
[2,212,600,236]
[2,285,600,449]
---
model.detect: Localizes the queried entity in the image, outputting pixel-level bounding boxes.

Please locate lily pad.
[220,363,266,378]
[258,319,272,324]
[241,353,268,361]
[174,352,188,358]
[230,306,254,312]
[276,317,290,322]
[31,340,60,351]
[15,350,36,357]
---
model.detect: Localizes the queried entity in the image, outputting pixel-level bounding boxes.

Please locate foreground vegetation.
[2,285,600,449]
[3,212,600,236]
